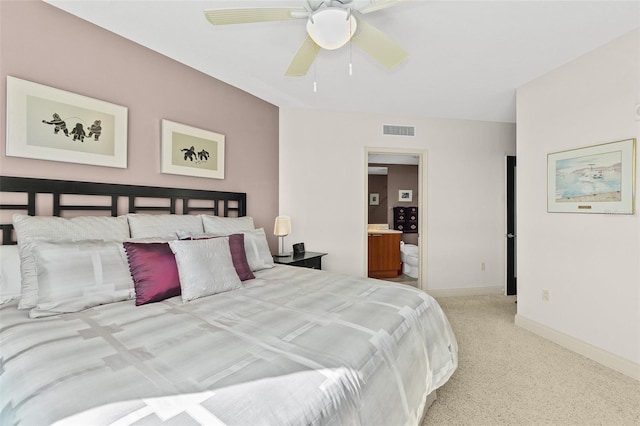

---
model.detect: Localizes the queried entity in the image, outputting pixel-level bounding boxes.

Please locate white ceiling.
[45,0,640,123]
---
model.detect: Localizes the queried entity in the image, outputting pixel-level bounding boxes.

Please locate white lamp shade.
[306,8,357,50]
[274,216,291,237]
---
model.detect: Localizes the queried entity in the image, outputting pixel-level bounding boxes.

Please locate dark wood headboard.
[0,176,247,245]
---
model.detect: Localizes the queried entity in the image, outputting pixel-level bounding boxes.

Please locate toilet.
[400,242,419,278]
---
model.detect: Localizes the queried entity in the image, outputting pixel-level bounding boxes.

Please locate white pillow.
[127,214,204,239]
[29,240,135,318]
[168,238,241,302]
[243,228,274,272]
[125,236,178,243]
[0,245,21,304]
[181,228,274,272]
[174,229,208,240]
[201,215,255,234]
[12,214,130,310]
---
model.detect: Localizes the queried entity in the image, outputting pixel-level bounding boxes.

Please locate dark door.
[506,156,517,295]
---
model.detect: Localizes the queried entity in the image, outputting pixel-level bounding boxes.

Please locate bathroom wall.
[368,174,388,224]
[387,164,419,245]
[368,164,419,245]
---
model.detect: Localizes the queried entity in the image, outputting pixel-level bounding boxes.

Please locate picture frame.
[399,189,413,202]
[369,193,380,205]
[547,138,636,214]
[6,76,128,168]
[161,119,225,179]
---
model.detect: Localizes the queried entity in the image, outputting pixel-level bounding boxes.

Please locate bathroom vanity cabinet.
[368,231,402,279]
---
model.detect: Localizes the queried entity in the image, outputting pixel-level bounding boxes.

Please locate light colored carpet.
[422,295,640,426]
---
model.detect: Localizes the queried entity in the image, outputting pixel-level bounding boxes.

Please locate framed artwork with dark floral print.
[161,119,225,179]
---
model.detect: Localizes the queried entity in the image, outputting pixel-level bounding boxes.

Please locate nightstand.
[273,252,327,270]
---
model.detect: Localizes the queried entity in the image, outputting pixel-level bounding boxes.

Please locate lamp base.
[274,234,291,258]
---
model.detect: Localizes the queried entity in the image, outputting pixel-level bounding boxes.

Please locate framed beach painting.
[547,139,636,214]
[5,76,128,168]
[161,119,225,179]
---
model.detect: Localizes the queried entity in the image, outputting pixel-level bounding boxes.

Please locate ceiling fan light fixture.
[306,8,357,50]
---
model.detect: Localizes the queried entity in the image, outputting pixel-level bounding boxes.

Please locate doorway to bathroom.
[365,148,425,290]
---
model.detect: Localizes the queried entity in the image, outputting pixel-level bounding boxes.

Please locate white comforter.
[0,265,457,426]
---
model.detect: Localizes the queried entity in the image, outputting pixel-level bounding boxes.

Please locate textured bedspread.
[0,266,457,426]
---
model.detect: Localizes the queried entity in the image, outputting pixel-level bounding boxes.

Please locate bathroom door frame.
[364,147,427,291]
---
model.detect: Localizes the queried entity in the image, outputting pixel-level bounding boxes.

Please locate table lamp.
[273,216,291,257]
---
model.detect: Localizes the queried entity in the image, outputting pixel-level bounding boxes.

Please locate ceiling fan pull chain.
[314,62,318,93]
[349,14,353,76]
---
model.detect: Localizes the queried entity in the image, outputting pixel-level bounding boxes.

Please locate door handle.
[506,233,516,238]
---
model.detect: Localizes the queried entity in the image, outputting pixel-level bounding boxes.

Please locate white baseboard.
[515,314,640,381]
[426,286,504,298]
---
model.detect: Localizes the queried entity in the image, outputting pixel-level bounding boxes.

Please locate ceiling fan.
[204,0,408,76]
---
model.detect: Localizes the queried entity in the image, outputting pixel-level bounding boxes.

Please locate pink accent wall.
[368,164,419,245]
[0,1,279,247]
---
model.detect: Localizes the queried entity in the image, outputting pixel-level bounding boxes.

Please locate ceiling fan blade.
[204,8,306,25]
[358,0,403,14]
[351,19,408,70]
[285,35,321,76]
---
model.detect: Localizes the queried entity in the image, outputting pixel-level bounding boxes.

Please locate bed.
[0,176,457,425]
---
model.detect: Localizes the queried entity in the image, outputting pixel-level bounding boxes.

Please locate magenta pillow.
[227,234,255,281]
[185,234,255,281]
[123,242,181,305]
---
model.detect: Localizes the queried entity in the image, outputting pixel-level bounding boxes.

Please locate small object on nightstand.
[273,251,327,270]
[293,242,305,256]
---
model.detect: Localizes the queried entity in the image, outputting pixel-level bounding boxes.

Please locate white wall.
[279,109,515,292]
[516,29,640,377]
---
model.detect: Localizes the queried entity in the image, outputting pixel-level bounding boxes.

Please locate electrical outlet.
[542,289,550,301]
[480,262,486,271]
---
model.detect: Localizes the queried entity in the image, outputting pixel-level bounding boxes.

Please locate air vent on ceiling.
[383,125,415,136]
